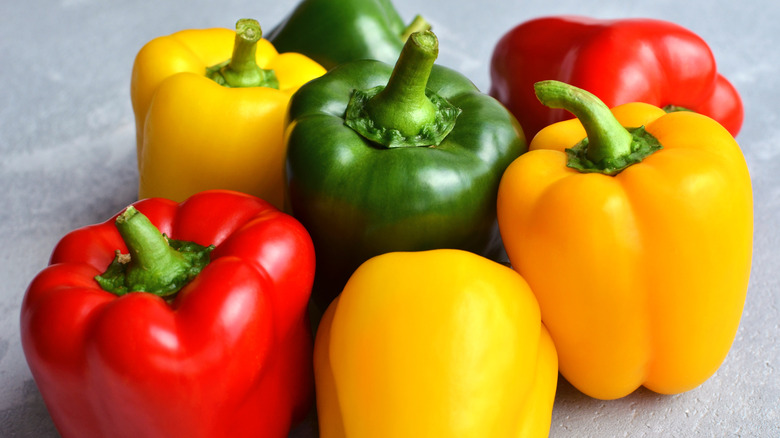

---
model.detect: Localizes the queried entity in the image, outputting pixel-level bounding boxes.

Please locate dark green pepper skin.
[268,0,419,70]
[285,59,527,307]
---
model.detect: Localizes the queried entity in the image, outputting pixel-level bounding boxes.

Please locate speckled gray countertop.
[1,0,778,436]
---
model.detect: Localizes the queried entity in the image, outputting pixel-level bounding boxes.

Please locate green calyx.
[206,18,279,89]
[534,80,662,175]
[345,30,461,148]
[565,126,662,175]
[94,206,214,297]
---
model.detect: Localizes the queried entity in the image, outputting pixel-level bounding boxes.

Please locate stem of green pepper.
[344,29,460,148]
[534,80,662,175]
[94,207,213,297]
[206,18,279,89]
[364,31,439,138]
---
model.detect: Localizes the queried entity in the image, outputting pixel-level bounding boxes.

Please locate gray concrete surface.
[1,0,778,436]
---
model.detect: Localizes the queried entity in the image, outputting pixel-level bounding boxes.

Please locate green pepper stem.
[206,18,279,89]
[364,30,439,138]
[114,207,184,275]
[534,80,662,175]
[95,207,213,297]
[534,80,633,164]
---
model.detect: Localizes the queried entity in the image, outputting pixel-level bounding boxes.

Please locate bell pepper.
[489,16,744,140]
[285,30,526,307]
[268,0,429,70]
[497,81,753,400]
[314,249,558,437]
[20,190,316,438]
[131,18,326,209]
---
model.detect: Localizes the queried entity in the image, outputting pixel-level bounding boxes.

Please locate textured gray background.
[1,0,778,436]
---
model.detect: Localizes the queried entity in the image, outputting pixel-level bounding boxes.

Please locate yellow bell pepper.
[131,18,326,209]
[497,81,753,400]
[314,249,558,438]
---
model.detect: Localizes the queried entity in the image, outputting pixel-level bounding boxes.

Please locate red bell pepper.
[489,16,744,139]
[20,190,315,438]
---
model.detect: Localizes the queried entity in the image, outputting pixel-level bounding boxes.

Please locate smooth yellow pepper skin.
[497,90,753,400]
[131,21,326,209]
[314,249,558,438]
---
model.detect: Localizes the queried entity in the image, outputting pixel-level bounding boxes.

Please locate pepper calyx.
[534,80,662,175]
[344,30,460,149]
[206,18,279,89]
[95,206,214,297]
[345,85,460,148]
[565,126,663,175]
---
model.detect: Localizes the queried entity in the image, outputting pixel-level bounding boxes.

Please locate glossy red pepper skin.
[489,16,744,139]
[20,190,315,438]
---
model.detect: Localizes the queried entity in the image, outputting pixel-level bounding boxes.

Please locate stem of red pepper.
[94,207,213,297]
[534,80,661,175]
[206,18,279,89]
[344,30,461,148]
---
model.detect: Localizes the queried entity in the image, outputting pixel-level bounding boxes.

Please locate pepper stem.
[94,207,213,297]
[365,31,438,137]
[206,18,279,89]
[344,30,461,148]
[534,80,662,175]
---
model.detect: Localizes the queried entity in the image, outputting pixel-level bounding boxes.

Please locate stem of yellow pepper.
[534,80,661,175]
[206,18,279,89]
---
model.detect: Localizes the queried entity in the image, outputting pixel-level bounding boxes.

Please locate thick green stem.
[365,31,439,137]
[116,207,179,272]
[206,18,279,89]
[534,80,662,175]
[344,30,460,148]
[95,207,213,297]
[535,80,633,164]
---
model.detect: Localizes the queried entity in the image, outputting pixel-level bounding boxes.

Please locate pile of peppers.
[20,2,753,438]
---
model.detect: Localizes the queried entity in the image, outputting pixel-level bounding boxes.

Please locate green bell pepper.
[268,0,429,70]
[285,30,527,307]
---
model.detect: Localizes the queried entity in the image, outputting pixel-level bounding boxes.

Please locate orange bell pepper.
[497,80,753,400]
